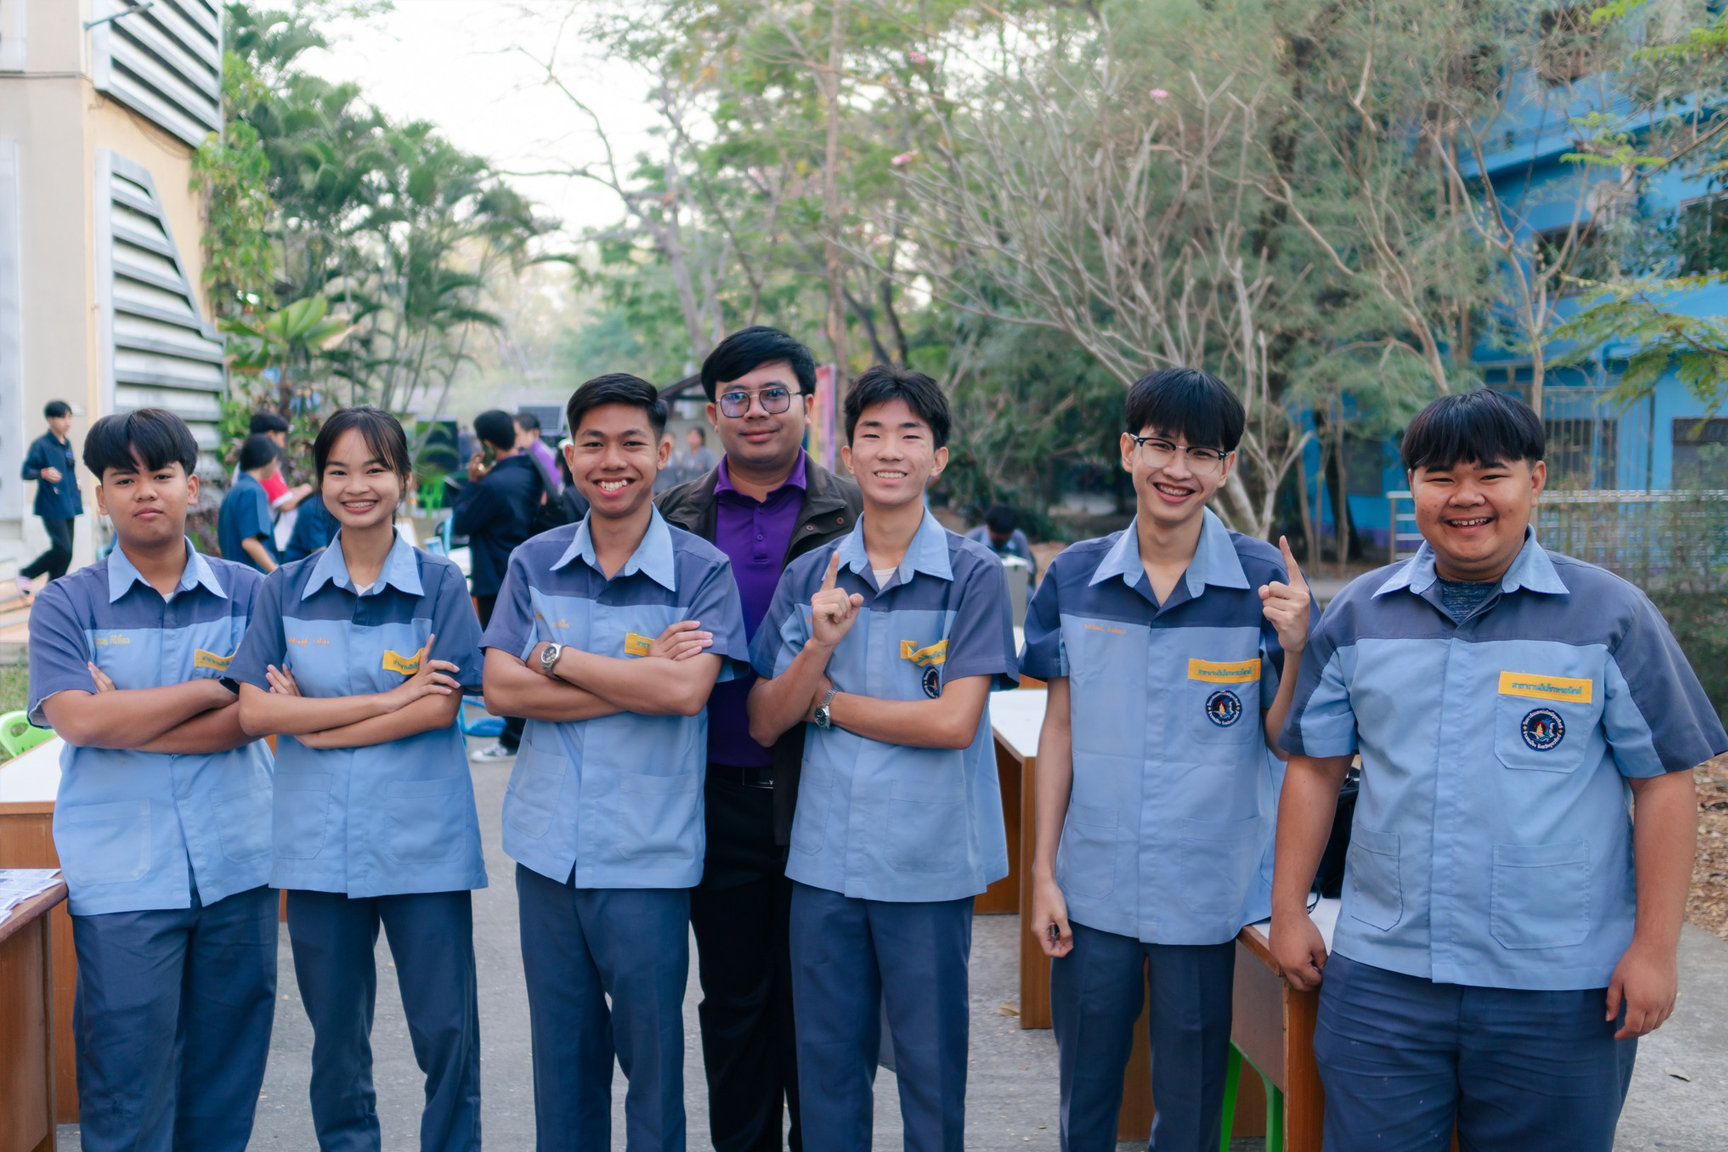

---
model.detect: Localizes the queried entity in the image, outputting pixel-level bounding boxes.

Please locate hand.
[1030,875,1074,959]
[1607,937,1679,1039]
[466,452,488,482]
[1259,535,1312,656]
[810,553,864,649]
[1270,905,1328,991]
[648,620,714,662]
[265,663,302,697]
[40,466,62,483]
[804,675,834,723]
[384,634,461,708]
[292,483,314,499]
[87,663,116,693]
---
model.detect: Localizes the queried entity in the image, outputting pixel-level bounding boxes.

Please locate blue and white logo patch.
[1521,707,1565,751]
[922,666,942,699]
[1205,689,1243,727]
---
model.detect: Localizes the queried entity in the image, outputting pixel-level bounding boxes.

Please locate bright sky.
[302,0,661,242]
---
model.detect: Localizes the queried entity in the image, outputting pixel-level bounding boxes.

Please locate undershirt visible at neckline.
[872,567,896,589]
[1436,576,1498,622]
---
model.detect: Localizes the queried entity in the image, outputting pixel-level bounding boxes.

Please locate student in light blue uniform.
[1023,368,1311,1152]
[231,406,486,1152]
[1272,390,1727,1152]
[480,373,748,1152]
[28,408,276,1152]
[748,364,1018,1152]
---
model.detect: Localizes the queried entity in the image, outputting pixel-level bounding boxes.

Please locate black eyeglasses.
[718,386,797,418]
[1129,435,1231,476]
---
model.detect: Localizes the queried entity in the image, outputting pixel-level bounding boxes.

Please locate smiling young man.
[657,326,862,1152]
[28,408,276,1152]
[481,374,749,1152]
[747,364,1017,1152]
[1272,389,1727,1152]
[1022,367,1310,1152]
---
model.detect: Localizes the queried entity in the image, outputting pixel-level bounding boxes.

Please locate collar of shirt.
[1088,507,1249,600]
[1373,528,1568,601]
[553,504,678,591]
[835,506,952,587]
[304,528,423,599]
[107,537,226,603]
[714,451,808,499]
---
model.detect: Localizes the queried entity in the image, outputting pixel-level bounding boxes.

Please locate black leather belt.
[711,763,775,789]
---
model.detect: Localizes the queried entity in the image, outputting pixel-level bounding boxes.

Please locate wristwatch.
[538,641,565,679]
[813,687,839,730]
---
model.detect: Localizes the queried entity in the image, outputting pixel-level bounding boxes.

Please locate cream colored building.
[0,0,224,580]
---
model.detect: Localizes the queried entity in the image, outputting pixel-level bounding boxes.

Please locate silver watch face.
[541,644,560,673]
[814,705,830,729]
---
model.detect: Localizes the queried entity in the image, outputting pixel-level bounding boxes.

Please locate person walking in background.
[219,434,281,574]
[676,425,718,486]
[16,399,82,598]
[965,504,1036,578]
[248,411,314,515]
[658,325,863,1152]
[453,408,545,764]
[516,411,563,496]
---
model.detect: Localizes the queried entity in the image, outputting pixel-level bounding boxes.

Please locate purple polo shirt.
[707,452,808,767]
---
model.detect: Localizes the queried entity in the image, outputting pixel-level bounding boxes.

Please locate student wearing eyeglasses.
[1022,367,1312,1152]
[656,326,861,1152]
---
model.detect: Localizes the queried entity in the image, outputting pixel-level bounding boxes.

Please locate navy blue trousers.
[516,865,689,1152]
[1314,953,1638,1152]
[71,883,277,1152]
[788,881,974,1152]
[1050,921,1235,1152]
[287,889,481,1152]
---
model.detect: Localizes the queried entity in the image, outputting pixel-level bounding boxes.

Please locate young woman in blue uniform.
[232,406,488,1152]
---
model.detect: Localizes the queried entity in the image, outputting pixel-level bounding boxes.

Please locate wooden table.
[0,739,77,1125]
[0,877,67,1152]
[1231,902,1338,1151]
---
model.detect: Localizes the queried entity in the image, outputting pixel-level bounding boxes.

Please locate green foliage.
[192,49,275,318]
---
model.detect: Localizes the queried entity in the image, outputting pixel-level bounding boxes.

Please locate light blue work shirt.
[752,510,1020,903]
[1282,532,1727,990]
[229,530,488,896]
[1021,510,1289,945]
[27,541,274,916]
[482,508,750,889]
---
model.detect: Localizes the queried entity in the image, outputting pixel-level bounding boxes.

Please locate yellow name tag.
[1187,658,1261,684]
[624,632,653,657]
[382,647,424,675]
[193,648,234,672]
[899,639,948,667]
[1497,671,1593,704]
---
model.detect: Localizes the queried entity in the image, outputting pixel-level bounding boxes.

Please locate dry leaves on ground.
[1688,753,1728,943]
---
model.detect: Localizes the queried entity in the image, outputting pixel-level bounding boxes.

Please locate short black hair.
[1123,367,1245,452]
[700,326,817,401]
[1401,388,1545,472]
[515,411,541,432]
[44,400,71,420]
[83,408,198,478]
[314,406,414,480]
[687,426,705,443]
[238,433,279,473]
[985,504,1017,534]
[249,410,290,436]
[844,363,953,448]
[566,373,668,438]
[474,409,517,452]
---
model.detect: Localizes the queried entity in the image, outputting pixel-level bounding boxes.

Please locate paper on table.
[0,868,63,925]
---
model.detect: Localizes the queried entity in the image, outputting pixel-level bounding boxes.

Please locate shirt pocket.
[1175,814,1266,916]
[886,768,968,873]
[1490,840,1590,950]
[274,772,334,861]
[211,775,273,864]
[504,725,567,841]
[1056,804,1119,901]
[791,761,831,857]
[57,800,152,886]
[616,770,700,861]
[1344,825,1402,931]
[1185,657,1263,747]
[383,777,472,866]
[1493,690,1599,774]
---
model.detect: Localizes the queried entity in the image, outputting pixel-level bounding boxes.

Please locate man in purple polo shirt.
[659,326,862,1152]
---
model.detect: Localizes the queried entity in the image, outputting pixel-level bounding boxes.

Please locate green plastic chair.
[0,709,53,758]
[1221,1043,1285,1152]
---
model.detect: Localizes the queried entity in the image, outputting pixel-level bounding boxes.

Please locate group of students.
[22,322,1727,1152]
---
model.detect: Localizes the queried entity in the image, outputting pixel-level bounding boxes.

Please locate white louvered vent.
[90,0,222,148]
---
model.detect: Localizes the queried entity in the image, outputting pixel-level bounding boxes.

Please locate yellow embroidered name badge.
[899,639,949,667]
[193,648,235,672]
[382,647,425,675]
[1497,671,1593,704]
[624,633,654,657]
[1187,657,1262,684]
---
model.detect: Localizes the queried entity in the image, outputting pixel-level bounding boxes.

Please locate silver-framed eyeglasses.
[1129,435,1231,476]
[718,386,796,418]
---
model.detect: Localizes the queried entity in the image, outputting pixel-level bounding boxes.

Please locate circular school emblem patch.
[1521,707,1565,751]
[922,666,942,699]
[1205,689,1243,728]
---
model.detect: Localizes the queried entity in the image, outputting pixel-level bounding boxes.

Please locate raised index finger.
[1278,535,1306,587]
[819,551,841,592]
